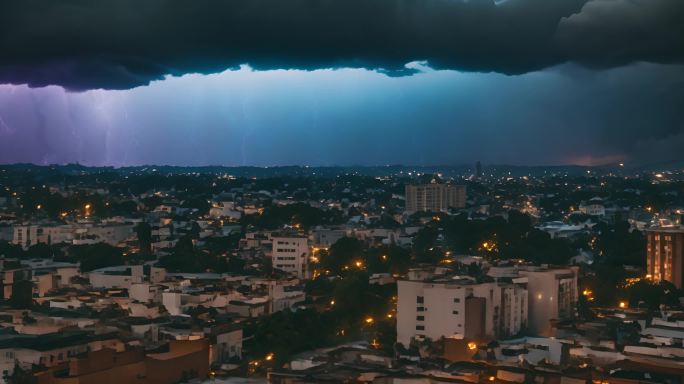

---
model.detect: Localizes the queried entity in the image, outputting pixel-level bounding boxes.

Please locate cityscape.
[0,165,683,383]
[2,0,684,383]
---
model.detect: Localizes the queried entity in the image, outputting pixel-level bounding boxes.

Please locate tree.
[320,237,363,274]
[188,221,202,239]
[246,309,336,364]
[241,203,344,231]
[594,221,646,267]
[0,241,23,259]
[24,243,63,260]
[619,280,682,310]
[413,226,440,263]
[9,280,34,309]
[136,222,152,256]
[364,246,410,275]
[372,318,397,354]
[204,234,241,254]
[158,236,201,272]
[3,364,35,384]
[60,243,125,272]
[159,236,242,273]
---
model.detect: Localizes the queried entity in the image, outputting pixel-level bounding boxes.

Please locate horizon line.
[0,161,660,170]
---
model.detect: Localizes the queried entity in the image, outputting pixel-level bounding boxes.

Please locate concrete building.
[73,223,135,246]
[271,234,309,279]
[405,182,466,213]
[208,201,242,220]
[12,225,49,249]
[519,266,579,337]
[88,265,144,290]
[129,283,162,303]
[0,330,124,381]
[310,228,346,248]
[12,223,133,249]
[209,326,243,363]
[396,271,527,347]
[646,224,684,288]
[29,339,209,384]
[579,197,605,217]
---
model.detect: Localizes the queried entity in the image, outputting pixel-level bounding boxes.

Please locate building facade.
[405,183,466,213]
[646,225,684,288]
[397,274,527,347]
[519,266,579,337]
[271,235,310,279]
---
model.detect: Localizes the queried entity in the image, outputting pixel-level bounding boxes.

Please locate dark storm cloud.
[1,0,682,90]
[556,0,684,68]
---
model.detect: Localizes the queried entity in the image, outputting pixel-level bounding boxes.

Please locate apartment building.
[405,182,466,213]
[271,234,309,279]
[646,224,684,288]
[397,270,527,347]
[519,266,579,337]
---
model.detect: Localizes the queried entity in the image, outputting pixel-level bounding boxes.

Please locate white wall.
[272,236,309,279]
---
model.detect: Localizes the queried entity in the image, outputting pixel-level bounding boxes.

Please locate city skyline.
[2,2,684,381]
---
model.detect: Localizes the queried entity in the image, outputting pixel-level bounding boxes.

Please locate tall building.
[396,269,527,347]
[646,224,684,288]
[519,266,579,337]
[405,182,466,213]
[271,234,310,279]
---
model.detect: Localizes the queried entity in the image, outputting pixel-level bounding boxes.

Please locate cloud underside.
[1,0,683,90]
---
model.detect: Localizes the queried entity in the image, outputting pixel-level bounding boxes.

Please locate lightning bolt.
[90,89,118,166]
[0,113,13,134]
[0,85,17,135]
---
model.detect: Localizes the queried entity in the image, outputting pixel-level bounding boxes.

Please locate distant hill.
[0,162,673,179]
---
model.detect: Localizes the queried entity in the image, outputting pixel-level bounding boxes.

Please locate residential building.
[579,197,605,217]
[208,325,243,363]
[12,225,49,249]
[396,270,527,347]
[88,265,144,289]
[310,228,346,248]
[405,182,466,213]
[29,339,209,384]
[519,266,579,337]
[0,330,124,381]
[271,234,309,279]
[646,224,684,288]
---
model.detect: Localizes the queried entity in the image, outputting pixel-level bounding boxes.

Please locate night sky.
[1,0,683,166]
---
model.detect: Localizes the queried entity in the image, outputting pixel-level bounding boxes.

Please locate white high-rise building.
[271,234,310,279]
[397,269,527,347]
[519,266,579,337]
